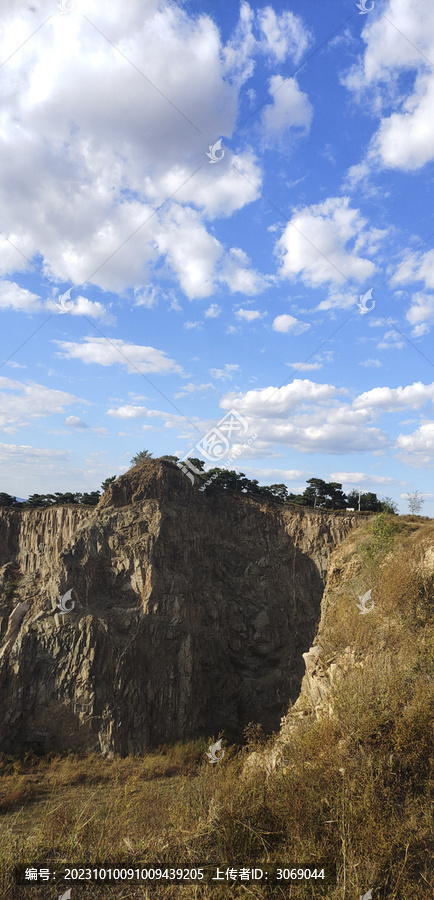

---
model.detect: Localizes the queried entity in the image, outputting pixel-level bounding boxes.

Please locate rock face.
[0,461,363,755]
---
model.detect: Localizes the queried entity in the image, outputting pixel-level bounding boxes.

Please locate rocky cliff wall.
[267,517,434,773]
[0,461,364,755]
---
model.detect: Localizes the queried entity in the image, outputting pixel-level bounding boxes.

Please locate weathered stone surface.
[0,461,363,755]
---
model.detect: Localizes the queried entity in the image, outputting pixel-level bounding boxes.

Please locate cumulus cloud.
[55,337,183,374]
[219,247,272,294]
[235,308,264,321]
[215,377,434,457]
[65,416,89,429]
[205,304,222,318]
[223,2,311,85]
[405,292,434,333]
[46,293,114,322]
[353,382,434,412]
[261,76,313,146]
[155,206,223,299]
[0,281,43,312]
[272,313,309,333]
[276,197,377,286]
[221,379,346,416]
[329,472,395,485]
[377,330,405,350]
[0,376,84,431]
[107,406,186,428]
[343,0,434,176]
[257,6,311,63]
[0,0,269,299]
[396,421,434,466]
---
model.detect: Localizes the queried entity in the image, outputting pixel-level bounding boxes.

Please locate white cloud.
[359,358,382,367]
[222,379,345,416]
[235,308,264,321]
[0,281,43,312]
[0,1,268,298]
[286,361,322,370]
[205,304,222,318]
[377,330,405,350]
[65,416,89,429]
[174,382,214,399]
[47,293,114,322]
[184,321,203,330]
[210,364,240,380]
[353,382,434,412]
[55,337,183,374]
[222,1,257,86]
[216,377,434,456]
[155,206,222,299]
[406,291,434,333]
[343,0,434,174]
[272,313,309,334]
[107,406,185,428]
[0,376,84,430]
[261,76,313,146]
[396,421,434,466]
[374,74,434,171]
[219,247,271,294]
[222,2,311,85]
[238,466,308,481]
[107,406,148,419]
[178,152,262,219]
[418,249,434,288]
[329,472,394,485]
[257,6,311,63]
[276,197,377,286]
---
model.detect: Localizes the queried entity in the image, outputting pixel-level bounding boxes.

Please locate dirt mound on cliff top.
[97,459,191,509]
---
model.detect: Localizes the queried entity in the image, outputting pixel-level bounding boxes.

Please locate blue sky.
[1,0,433,513]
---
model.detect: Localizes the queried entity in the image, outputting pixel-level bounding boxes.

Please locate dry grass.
[0,516,433,898]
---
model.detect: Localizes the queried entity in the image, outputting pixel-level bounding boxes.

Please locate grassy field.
[1,515,433,899]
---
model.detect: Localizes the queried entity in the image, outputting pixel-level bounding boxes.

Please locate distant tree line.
[0,450,401,513]
[0,477,116,509]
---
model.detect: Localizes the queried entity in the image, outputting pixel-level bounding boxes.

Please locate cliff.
[0,460,364,756]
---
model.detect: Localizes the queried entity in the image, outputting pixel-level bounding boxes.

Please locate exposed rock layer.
[0,461,364,755]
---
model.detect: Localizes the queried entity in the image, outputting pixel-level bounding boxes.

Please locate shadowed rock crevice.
[0,460,363,755]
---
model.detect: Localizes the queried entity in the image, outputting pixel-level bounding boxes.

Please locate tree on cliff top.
[0,493,18,507]
[101,476,116,492]
[130,450,153,465]
[404,490,425,515]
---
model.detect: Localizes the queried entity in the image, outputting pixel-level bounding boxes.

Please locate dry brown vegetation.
[0,515,433,898]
